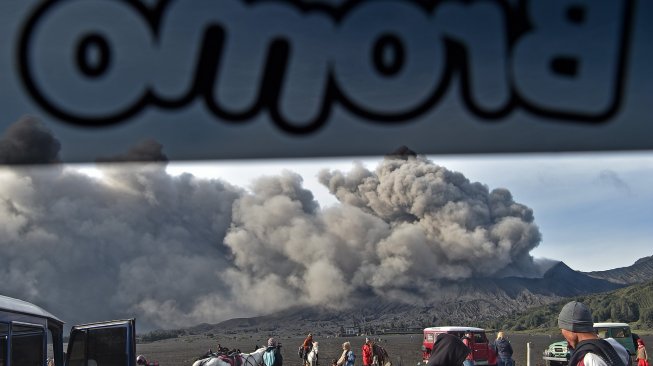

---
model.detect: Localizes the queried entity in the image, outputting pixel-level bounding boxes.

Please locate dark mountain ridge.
[495,279,653,331]
[587,255,653,284]
[147,255,653,337]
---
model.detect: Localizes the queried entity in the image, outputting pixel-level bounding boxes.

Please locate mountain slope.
[143,256,653,338]
[493,279,653,331]
[586,255,653,284]
[177,262,624,336]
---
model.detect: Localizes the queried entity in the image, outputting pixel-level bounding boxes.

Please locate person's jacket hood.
[426,333,470,366]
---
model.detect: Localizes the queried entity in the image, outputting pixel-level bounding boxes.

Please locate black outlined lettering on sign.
[18,0,635,133]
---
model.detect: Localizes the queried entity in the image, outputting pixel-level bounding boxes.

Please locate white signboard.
[1,0,650,162]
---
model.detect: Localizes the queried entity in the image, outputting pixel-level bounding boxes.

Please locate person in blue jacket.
[493,332,514,366]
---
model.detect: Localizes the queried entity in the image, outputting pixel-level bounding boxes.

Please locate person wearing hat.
[264,337,283,366]
[558,301,629,366]
[362,338,373,366]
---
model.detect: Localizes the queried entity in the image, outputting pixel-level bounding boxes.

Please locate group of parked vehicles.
[0,294,136,366]
[422,323,641,366]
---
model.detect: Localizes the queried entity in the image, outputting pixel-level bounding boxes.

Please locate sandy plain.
[136,333,653,366]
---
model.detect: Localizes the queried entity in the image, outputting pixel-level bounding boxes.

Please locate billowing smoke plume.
[318,156,542,279]
[0,117,61,164]
[0,119,543,330]
[223,155,542,313]
[0,163,244,330]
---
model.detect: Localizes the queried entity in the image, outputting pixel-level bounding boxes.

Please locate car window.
[614,329,624,337]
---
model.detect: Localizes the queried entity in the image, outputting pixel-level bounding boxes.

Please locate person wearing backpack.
[264,338,283,366]
[337,342,356,366]
[558,301,630,366]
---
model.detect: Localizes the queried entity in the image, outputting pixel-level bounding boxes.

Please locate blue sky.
[162,151,653,272]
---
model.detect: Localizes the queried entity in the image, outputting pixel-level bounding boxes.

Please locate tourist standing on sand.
[337,342,356,366]
[494,332,514,366]
[427,333,470,366]
[264,338,283,366]
[462,332,475,366]
[362,338,373,366]
[637,339,649,366]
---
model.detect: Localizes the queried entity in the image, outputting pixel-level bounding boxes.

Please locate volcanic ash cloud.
[0,117,543,328]
[223,155,542,310]
[0,162,244,330]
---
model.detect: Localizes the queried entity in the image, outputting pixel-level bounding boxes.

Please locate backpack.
[569,339,626,366]
[347,350,356,366]
[264,349,276,366]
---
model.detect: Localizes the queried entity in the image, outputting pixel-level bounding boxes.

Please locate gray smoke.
[0,163,243,330]
[0,117,61,165]
[97,139,168,163]
[317,156,542,280]
[0,130,543,330]
[222,155,542,313]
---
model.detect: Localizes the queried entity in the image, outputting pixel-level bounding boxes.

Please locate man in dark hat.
[558,301,629,366]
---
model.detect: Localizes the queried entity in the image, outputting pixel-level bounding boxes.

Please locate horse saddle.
[218,354,242,366]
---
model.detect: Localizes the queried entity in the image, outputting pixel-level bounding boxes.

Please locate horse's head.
[312,342,319,352]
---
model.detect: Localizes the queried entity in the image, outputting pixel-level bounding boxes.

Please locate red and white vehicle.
[421,326,497,366]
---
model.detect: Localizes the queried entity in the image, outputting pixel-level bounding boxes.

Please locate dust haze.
[0,119,543,330]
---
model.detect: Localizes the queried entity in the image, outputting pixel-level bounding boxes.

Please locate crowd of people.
[135,301,648,366]
[302,334,388,366]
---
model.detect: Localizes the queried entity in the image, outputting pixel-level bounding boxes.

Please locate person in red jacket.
[362,338,373,366]
[462,332,475,366]
[301,333,314,363]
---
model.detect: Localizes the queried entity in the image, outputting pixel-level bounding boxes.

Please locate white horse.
[305,342,319,366]
[193,347,267,366]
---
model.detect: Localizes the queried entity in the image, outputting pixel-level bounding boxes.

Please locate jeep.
[422,326,497,366]
[0,294,136,366]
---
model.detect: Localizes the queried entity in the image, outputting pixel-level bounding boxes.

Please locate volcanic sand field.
[137,333,653,366]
